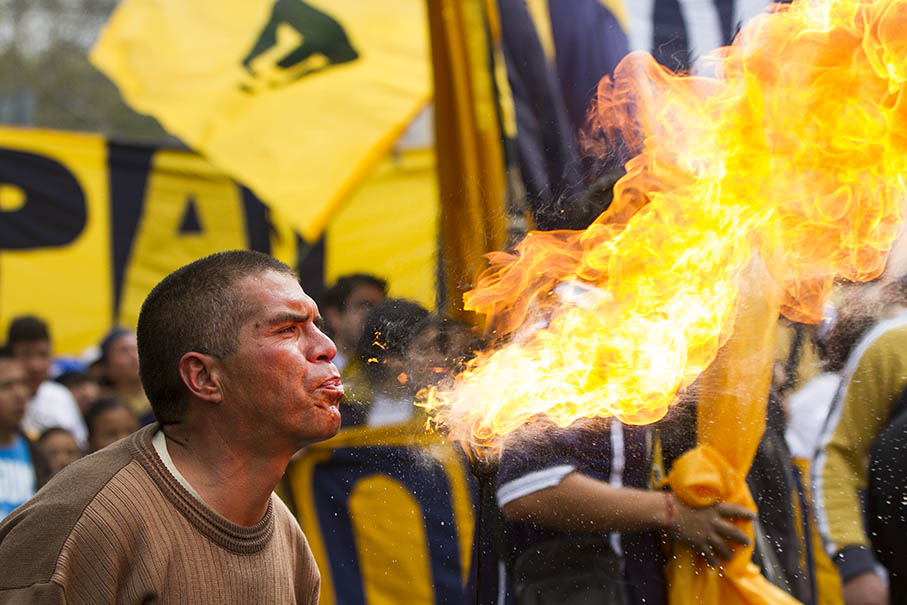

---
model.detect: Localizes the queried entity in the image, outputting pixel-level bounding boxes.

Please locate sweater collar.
[128,424,275,554]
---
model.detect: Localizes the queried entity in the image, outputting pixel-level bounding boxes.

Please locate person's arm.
[502,471,754,566]
[841,571,888,605]
[813,328,907,602]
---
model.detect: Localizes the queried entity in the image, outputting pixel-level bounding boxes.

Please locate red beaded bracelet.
[663,491,675,533]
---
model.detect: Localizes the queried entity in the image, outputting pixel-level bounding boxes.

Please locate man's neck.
[159,423,288,526]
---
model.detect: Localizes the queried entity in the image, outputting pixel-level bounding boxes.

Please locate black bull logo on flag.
[241,0,359,89]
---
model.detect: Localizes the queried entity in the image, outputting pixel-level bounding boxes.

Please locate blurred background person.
[786,305,875,466]
[97,328,152,425]
[36,427,82,476]
[7,316,87,450]
[321,274,388,412]
[814,276,907,605]
[84,398,139,453]
[321,273,388,373]
[349,299,429,427]
[0,347,50,521]
[54,368,102,415]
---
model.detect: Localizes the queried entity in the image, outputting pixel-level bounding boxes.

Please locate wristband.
[663,491,675,533]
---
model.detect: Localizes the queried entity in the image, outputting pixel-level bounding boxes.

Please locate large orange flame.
[420,0,907,447]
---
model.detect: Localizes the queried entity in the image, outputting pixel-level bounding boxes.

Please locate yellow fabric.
[597,0,630,32]
[350,476,434,605]
[325,148,438,310]
[91,0,431,242]
[667,446,800,604]
[0,128,112,354]
[666,270,801,604]
[0,125,439,356]
[792,458,844,605]
[815,321,907,554]
[526,0,556,63]
[427,0,508,322]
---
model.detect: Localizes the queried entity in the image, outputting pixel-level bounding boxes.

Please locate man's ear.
[178,352,223,403]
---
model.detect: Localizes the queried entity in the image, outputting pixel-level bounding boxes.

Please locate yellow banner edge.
[300,96,433,242]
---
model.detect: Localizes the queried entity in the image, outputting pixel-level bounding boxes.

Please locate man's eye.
[280,325,298,334]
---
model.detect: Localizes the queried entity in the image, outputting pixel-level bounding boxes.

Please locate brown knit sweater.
[0,424,320,603]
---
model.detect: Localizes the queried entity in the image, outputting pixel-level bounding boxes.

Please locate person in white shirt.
[7,316,87,450]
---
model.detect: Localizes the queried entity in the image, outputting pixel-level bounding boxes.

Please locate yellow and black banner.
[0,126,301,354]
[0,126,439,355]
[91,0,432,242]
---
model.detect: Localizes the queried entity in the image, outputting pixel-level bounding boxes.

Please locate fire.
[419,0,907,447]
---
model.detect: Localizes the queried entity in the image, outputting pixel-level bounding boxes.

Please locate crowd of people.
[0,316,144,517]
[0,252,905,604]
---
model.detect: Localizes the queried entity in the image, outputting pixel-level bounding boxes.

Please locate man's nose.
[310,327,337,363]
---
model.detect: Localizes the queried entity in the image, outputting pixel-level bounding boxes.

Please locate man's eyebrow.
[266,312,311,326]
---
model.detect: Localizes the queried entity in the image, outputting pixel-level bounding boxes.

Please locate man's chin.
[292,411,341,453]
[316,404,342,436]
[326,404,341,427]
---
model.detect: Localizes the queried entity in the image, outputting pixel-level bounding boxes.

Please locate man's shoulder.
[269,492,319,593]
[271,494,305,539]
[864,322,907,355]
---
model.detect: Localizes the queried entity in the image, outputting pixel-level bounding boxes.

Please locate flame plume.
[420,0,907,447]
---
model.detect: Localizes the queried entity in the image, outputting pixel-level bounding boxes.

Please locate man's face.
[11,339,51,396]
[335,284,386,352]
[0,358,30,433]
[216,271,343,451]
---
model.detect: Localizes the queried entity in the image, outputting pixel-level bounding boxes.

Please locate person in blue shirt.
[0,346,50,520]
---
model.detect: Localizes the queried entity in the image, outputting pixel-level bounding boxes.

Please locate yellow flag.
[667,267,802,605]
[427,0,510,323]
[326,148,439,310]
[91,0,431,241]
